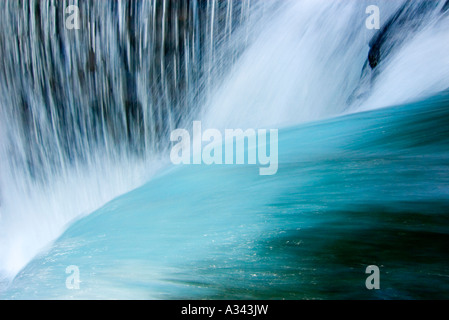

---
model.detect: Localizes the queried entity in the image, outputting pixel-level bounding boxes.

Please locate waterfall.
[202,0,449,129]
[1,0,449,285]
[0,0,272,277]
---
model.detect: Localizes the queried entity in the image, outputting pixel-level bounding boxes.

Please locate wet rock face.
[368,41,381,69]
[347,0,448,105]
[367,1,443,70]
[443,0,449,13]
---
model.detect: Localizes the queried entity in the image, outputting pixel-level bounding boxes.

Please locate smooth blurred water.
[1,0,449,298]
[0,0,271,277]
[3,92,449,299]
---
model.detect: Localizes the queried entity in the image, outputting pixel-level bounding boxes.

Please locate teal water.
[3,92,449,299]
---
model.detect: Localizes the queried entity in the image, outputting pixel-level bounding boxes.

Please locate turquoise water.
[3,92,449,299]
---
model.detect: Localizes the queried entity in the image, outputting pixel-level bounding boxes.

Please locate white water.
[358,12,449,111]
[203,0,449,128]
[203,0,393,129]
[0,0,266,280]
[1,0,449,283]
[0,152,166,279]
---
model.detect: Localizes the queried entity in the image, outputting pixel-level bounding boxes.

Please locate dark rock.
[367,1,441,70]
[442,0,449,12]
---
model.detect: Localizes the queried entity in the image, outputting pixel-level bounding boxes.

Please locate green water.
[3,92,449,299]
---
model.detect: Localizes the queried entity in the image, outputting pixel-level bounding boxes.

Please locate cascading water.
[1,0,449,299]
[202,0,449,129]
[0,0,269,279]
